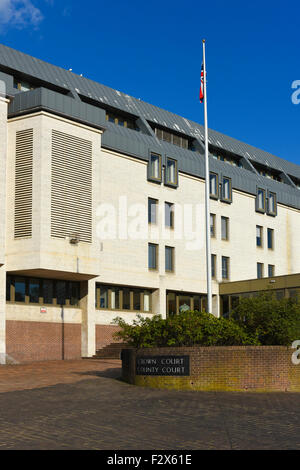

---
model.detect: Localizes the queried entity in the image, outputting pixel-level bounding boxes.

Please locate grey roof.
[9,87,106,131]
[1,43,300,209]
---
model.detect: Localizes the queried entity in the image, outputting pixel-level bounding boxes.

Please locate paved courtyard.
[0,359,300,450]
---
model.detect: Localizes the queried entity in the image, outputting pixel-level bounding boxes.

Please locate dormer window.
[256,188,266,213]
[267,191,277,216]
[152,125,191,150]
[13,79,34,92]
[221,177,232,203]
[165,157,178,187]
[148,153,162,183]
[209,173,219,199]
[106,112,138,130]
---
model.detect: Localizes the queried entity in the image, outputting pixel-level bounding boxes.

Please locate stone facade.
[0,45,299,363]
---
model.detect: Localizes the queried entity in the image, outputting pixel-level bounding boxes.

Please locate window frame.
[148,198,158,225]
[256,225,263,248]
[148,243,158,271]
[221,256,230,280]
[148,152,162,183]
[257,262,264,279]
[165,202,175,229]
[267,191,277,217]
[256,188,266,213]
[221,216,229,241]
[96,284,152,313]
[6,276,80,307]
[221,176,232,203]
[165,246,175,273]
[164,157,178,188]
[268,264,275,277]
[267,228,274,250]
[210,213,216,238]
[209,172,219,200]
[211,254,216,279]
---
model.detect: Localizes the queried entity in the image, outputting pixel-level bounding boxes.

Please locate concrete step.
[94,343,132,359]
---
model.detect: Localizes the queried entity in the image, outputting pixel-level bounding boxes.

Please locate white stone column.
[81,279,96,358]
[0,96,8,364]
[212,294,220,318]
[152,282,167,319]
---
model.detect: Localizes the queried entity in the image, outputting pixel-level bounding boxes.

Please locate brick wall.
[95,324,122,350]
[6,321,82,363]
[122,346,300,392]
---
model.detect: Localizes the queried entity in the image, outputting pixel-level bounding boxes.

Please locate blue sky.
[0,0,300,165]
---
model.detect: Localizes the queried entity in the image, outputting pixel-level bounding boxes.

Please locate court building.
[0,44,299,363]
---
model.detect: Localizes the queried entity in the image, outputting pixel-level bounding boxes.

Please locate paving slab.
[0,360,299,450]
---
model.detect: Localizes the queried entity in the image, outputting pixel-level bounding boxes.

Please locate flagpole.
[202,39,213,314]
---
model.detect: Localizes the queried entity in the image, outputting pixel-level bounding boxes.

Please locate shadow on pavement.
[75,368,122,379]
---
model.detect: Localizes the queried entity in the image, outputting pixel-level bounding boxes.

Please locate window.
[267,192,277,216]
[165,158,178,186]
[210,214,216,238]
[100,286,109,309]
[153,126,191,150]
[105,112,137,130]
[133,289,141,310]
[257,263,264,279]
[14,79,34,92]
[15,278,26,302]
[211,254,216,279]
[267,228,274,249]
[95,284,152,313]
[179,295,191,313]
[143,291,151,312]
[148,153,162,182]
[209,173,219,199]
[221,216,229,240]
[165,202,174,228]
[29,279,40,304]
[56,281,67,305]
[111,288,120,310]
[222,257,230,280]
[256,188,266,213]
[221,177,232,203]
[148,198,158,224]
[167,291,208,315]
[256,226,263,247]
[148,243,158,270]
[43,280,53,305]
[165,246,174,272]
[268,265,275,277]
[7,276,80,306]
[123,288,131,310]
[70,283,80,306]
[6,276,11,302]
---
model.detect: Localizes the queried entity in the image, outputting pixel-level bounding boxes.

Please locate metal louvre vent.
[14,129,33,239]
[51,130,92,243]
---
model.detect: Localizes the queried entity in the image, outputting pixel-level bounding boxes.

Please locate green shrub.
[113,294,300,348]
[113,311,257,348]
[230,293,300,346]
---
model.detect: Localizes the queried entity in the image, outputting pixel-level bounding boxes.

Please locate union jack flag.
[200,63,204,103]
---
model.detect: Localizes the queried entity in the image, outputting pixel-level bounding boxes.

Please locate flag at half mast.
[199,63,204,103]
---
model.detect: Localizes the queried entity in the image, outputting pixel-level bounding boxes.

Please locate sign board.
[136,356,190,376]
[40,307,47,314]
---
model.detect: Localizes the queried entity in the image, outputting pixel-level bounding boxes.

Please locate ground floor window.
[95,284,152,313]
[6,275,80,307]
[167,291,208,316]
[220,289,295,317]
